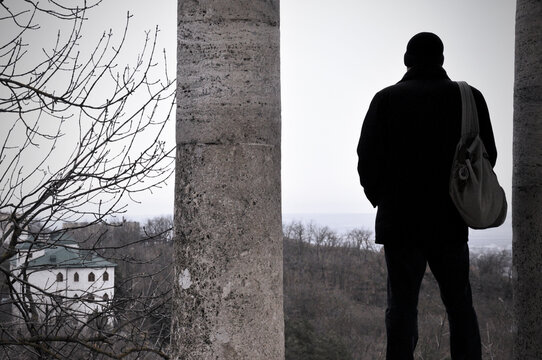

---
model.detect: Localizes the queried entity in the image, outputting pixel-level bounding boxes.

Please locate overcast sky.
[281,0,515,215]
[13,0,516,220]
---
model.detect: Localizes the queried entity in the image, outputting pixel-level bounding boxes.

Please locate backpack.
[449,81,507,229]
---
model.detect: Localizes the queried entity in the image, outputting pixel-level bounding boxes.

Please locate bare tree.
[0,1,174,358]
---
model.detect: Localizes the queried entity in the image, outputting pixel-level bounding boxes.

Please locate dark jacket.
[357,65,497,245]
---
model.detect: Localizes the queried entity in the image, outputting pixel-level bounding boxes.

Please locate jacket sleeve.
[472,87,497,167]
[357,91,387,207]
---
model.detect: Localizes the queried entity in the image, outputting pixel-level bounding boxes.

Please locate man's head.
[404,32,444,68]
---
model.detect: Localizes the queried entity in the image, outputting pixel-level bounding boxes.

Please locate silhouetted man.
[357,32,497,360]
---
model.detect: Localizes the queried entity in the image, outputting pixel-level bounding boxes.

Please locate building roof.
[11,232,116,270]
[27,245,116,269]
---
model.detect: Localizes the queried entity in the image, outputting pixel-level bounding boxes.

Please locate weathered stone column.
[513,0,542,359]
[171,1,283,359]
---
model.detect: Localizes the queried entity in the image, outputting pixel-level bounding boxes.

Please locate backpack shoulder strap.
[457,81,480,137]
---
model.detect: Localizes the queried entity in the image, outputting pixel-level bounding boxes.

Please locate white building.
[10,235,116,324]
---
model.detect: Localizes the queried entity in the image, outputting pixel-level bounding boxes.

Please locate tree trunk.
[172,1,283,359]
[513,1,542,359]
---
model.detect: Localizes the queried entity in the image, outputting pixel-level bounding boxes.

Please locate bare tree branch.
[0,1,175,358]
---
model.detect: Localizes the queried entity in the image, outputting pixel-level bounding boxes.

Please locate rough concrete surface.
[513,0,542,359]
[172,1,283,359]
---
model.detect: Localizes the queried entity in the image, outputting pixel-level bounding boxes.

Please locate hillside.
[283,222,513,360]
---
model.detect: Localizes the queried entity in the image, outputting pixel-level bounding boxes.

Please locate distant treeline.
[282,221,513,360]
[4,217,509,359]
[69,218,512,359]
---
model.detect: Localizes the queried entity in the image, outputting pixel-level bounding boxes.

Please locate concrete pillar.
[171,1,283,359]
[513,1,542,359]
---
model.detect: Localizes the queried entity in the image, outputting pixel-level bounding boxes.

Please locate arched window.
[103,293,109,301]
[56,272,63,282]
[88,272,95,282]
[74,272,79,282]
[103,271,109,281]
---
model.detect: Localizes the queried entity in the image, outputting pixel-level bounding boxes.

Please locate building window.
[56,272,63,282]
[103,271,109,281]
[88,272,95,282]
[74,272,79,282]
[103,293,109,301]
[87,294,95,301]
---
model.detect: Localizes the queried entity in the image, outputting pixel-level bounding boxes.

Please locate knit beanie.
[404,32,444,67]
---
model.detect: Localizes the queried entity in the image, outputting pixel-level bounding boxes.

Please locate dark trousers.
[384,241,481,360]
